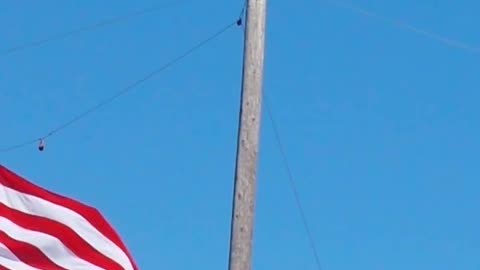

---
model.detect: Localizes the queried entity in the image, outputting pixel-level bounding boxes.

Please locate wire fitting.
[38,139,45,151]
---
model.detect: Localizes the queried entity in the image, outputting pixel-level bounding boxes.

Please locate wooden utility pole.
[228,0,267,270]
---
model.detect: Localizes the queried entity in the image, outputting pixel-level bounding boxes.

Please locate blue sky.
[1,0,479,269]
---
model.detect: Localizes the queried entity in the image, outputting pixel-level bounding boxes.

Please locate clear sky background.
[1,0,479,269]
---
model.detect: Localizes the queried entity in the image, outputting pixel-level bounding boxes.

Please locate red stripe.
[0,203,123,270]
[0,165,138,270]
[0,265,11,270]
[0,231,66,270]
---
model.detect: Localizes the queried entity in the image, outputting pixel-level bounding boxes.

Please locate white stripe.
[0,217,104,270]
[0,185,133,270]
[0,242,41,270]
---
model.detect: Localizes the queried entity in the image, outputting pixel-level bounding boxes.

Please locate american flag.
[0,165,138,270]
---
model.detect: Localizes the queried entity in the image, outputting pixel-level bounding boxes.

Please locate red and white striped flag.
[0,165,138,270]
